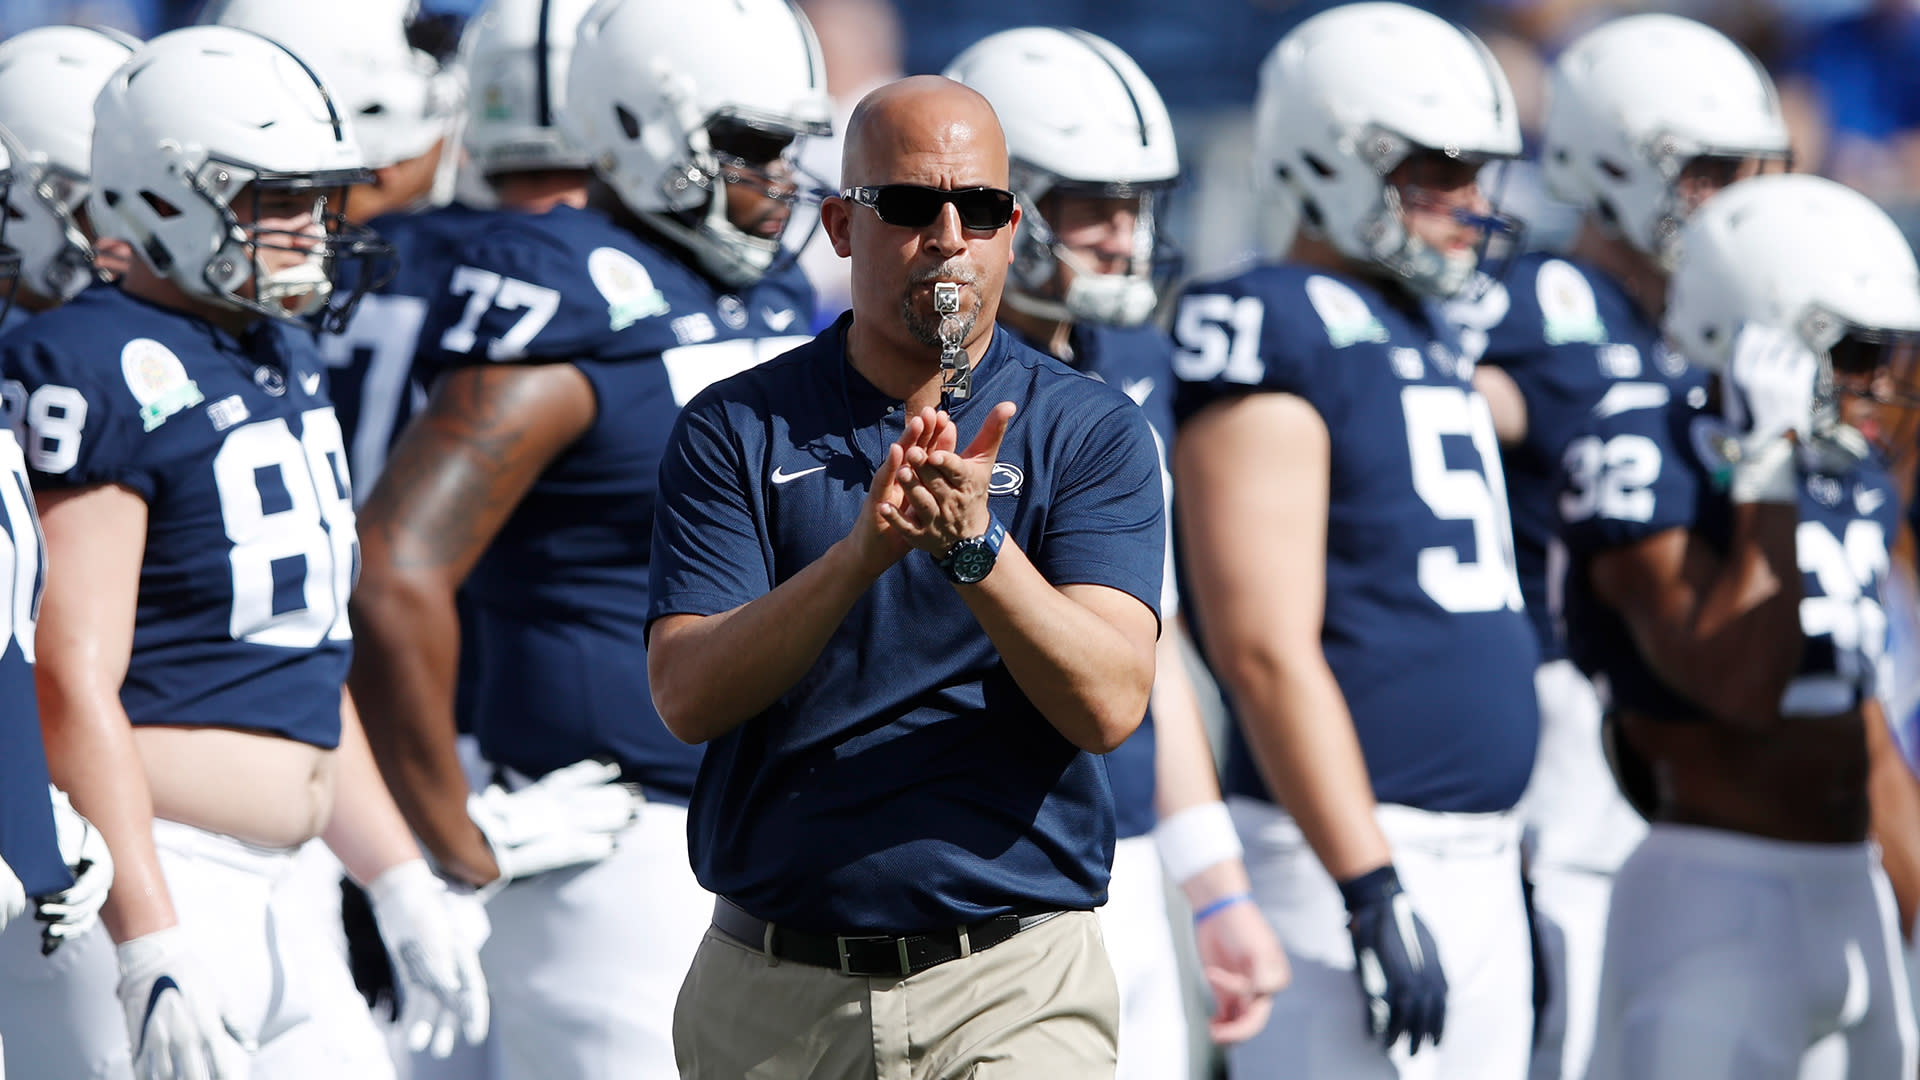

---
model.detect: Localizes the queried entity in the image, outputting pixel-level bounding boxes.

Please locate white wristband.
[1153,801,1243,886]
[1729,436,1798,505]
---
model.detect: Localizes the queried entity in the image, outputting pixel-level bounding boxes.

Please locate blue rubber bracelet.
[1192,892,1253,925]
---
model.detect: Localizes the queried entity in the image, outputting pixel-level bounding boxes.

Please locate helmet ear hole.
[139,191,181,219]
[615,104,641,141]
[1301,198,1324,229]
[1302,152,1336,180]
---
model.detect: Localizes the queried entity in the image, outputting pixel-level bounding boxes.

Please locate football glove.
[467,759,639,886]
[37,786,114,955]
[1338,864,1447,1055]
[367,859,490,1058]
[1722,323,1818,504]
[116,926,250,1080]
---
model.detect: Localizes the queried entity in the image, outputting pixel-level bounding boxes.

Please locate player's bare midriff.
[1621,706,1870,845]
[132,725,337,849]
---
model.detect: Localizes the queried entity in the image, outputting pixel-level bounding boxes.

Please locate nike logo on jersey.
[1592,382,1669,419]
[300,372,322,396]
[771,465,827,485]
[1121,378,1155,406]
[763,308,798,332]
[1857,485,1888,516]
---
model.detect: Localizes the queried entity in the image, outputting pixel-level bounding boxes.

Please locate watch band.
[935,512,1006,585]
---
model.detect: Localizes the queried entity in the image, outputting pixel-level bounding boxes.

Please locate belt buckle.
[836,933,911,976]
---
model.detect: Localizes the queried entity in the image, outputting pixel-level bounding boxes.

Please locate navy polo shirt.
[648,314,1165,933]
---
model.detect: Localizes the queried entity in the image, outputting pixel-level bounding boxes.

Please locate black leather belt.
[710,898,1061,977]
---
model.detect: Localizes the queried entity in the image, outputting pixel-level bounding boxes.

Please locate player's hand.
[116,926,251,1080]
[467,760,639,885]
[1723,322,1819,446]
[846,409,952,576]
[0,851,23,934]
[879,402,1016,554]
[1193,895,1290,1043]
[36,785,114,955]
[368,859,490,1057]
[1338,865,1447,1055]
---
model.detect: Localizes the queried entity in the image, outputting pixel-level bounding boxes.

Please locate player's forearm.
[1218,643,1391,882]
[1152,626,1228,819]
[35,688,175,942]
[957,543,1154,754]
[1866,700,1920,940]
[649,537,884,744]
[1645,506,1803,727]
[345,575,489,883]
[321,692,428,888]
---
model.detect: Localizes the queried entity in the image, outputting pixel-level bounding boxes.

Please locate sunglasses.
[840,185,1016,231]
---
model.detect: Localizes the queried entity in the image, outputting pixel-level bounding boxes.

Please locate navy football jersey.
[1173,265,1540,814]
[1448,254,1678,661]
[320,203,492,493]
[648,318,1165,933]
[1562,379,1898,720]
[1,286,353,747]
[0,423,69,897]
[419,203,814,794]
[1003,319,1175,841]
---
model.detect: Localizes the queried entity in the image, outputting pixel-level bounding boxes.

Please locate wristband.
[1729,435,1798,505]
[1153,801,1243,886]
[1192,892,1253,925]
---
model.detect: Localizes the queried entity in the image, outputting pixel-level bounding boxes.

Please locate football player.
[346,1,827,1076]
[4,27,486,1079]
[1570,172,1920,1079]
[1171,4,1540,1077]
[945,26,1288,1073]
[1439,16,1790,1078]
[204,0,463,488]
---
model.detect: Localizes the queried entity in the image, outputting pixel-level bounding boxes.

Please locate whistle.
[935,282,970,400]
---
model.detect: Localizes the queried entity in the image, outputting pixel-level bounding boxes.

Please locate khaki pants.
[673,908,1119,1080]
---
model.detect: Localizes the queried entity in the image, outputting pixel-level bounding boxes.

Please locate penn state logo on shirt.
[716,295,749,331]
[1538,260,1608,345]
[121,338,204,432]
[1305,275,1389,348]
[989,462,1025,497]
[588,246,670,331]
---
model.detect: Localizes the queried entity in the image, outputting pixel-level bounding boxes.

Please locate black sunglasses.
[840,185,1016,231]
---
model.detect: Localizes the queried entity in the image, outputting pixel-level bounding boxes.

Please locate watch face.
[948,543,995,583]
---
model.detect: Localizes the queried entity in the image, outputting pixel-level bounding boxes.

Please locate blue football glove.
[1338,865,1447,1055]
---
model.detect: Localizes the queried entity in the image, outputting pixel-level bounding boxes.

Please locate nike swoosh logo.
[771,465,826,485]
[1121,378,1154,406]
[300,372,322,395]
[763,309,796,332]
[1857,487,1887,515]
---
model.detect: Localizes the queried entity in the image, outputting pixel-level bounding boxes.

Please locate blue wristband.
[1192,892,1252,925]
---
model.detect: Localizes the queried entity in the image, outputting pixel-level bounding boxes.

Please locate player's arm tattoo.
[358,362,596,580]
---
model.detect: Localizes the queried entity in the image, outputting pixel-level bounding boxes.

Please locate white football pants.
[1097,833,1190,1080]
[1226,798,1532,1080]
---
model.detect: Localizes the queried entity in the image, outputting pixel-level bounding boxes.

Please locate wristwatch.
[935,513,1007,585]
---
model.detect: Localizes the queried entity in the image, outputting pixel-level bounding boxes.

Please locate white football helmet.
[1666,174,1920,383]
[203,0,461,173]
[1255,2,1522,299]
[461,0,596,178]
[1545,15,1788,267]
[945,27,1178,328]
[0,26,137,304]
[90,26,389,330]
[567,0,830,287]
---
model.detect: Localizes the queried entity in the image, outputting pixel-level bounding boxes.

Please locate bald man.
[647,76,1167,1079]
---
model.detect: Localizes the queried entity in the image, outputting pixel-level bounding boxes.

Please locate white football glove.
[367,859,490,1058]
[37,786,114,955]
[0,851,23,935]
[467,760,640,886]
[116,926,250,1080]
[1722,323,1819,504]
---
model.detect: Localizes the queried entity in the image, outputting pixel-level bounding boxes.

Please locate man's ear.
[1005,202,1021,265]
[822,196,854,258]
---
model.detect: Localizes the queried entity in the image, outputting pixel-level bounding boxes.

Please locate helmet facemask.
[186,161,394,333]
[1005,174,1179,328]
[1620,140,1791,269]
[642,114,827,289]
[1350,130,1524,301]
